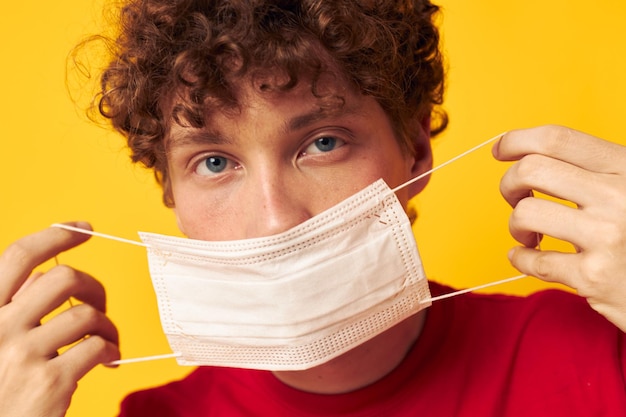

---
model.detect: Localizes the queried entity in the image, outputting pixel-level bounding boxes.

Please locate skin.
[0,99,624,413]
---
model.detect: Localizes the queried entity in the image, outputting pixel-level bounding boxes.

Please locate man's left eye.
[304,136,345,154]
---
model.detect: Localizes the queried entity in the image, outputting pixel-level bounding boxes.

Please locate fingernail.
[74,221,93,231]
[507,247,516,261]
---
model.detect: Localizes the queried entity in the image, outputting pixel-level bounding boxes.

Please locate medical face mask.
[138,178,428,371]
[53,133,526,371]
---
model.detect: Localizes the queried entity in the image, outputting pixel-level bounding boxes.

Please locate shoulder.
[117,367,217,417]
[483,286,616,338]
[502,288,624,362]
[433,281,625,374]
[117,366,274,416]
[422,282,626,413]
[429,281,610,330]
[427,281,624,360]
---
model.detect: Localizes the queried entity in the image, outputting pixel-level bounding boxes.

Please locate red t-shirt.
[118,282,626,416]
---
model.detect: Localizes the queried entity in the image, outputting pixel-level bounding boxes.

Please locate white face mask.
[139,178,429,371]
[53,132,526,370]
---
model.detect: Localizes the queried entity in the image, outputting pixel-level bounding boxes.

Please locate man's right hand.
[0,222,120,417]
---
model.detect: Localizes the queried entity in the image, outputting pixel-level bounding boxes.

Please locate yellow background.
[1,1,625,416]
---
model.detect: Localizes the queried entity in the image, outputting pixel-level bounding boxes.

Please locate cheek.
[175,205,241,240]
[173,201,201,238]
[379,156,414,208]
[172,188,235,240]
[361,150,412,189]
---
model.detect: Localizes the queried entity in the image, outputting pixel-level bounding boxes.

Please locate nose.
[242,172,312,239]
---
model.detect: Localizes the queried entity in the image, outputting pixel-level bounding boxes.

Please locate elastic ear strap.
[391,132,506,194]
[50,223,150,248]
[107,352,182,366]
[420,274,528,304]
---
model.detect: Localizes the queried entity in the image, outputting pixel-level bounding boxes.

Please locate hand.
[0,222,120,417]
[493,125,626,332]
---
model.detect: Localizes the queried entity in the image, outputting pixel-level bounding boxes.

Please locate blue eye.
[314,137,337,152]
[195,155,231,176]
[303,136,345,155]
[205,156,227,172]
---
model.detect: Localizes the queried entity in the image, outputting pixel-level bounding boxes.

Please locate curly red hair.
[94,0,447,206]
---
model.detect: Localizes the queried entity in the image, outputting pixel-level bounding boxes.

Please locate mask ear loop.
[391,132,506,194]
[50,224,150,248]
[109,352,182,365]
[420,274,527,304]
[49,224,172,366]
[390,132,531,304]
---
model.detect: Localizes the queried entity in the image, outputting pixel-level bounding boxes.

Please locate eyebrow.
[168,129,232,149]
[285,104,357,132]
[286,110,330,132]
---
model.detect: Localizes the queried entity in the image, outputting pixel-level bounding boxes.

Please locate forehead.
[166,72,371,146]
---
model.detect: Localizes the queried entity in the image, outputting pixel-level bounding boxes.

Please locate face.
[166,78,431,241]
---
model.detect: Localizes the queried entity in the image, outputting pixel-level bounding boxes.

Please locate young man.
[0,1,625,416]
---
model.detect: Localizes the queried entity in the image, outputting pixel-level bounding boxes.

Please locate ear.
[406,115,433,199]
[160,175,187,235]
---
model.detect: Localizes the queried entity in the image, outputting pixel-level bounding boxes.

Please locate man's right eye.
[195,156,230,176]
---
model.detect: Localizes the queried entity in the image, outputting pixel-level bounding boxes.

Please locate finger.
[511,245,626,332]
[508,246,580,288]
[493,125,626,174]
[29,303,119,358]
[12,271,44,301]
[509,197,590,249]
[10,265,107,327]
[0,222,93,305]
[499,153,607,209]
[51,334,121,383]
